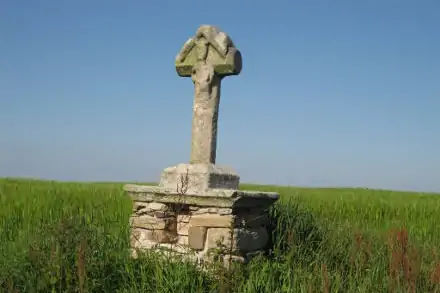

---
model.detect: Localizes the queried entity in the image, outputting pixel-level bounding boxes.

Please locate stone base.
[159,163,240,194]
[124,179,278,265]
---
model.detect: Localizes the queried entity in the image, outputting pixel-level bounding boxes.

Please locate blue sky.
[1,1,439,192]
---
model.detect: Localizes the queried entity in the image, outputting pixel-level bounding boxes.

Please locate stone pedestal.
[159,163,239,193]
[124,163,278,264]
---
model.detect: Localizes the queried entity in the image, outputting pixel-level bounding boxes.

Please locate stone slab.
[188,226,207,250]
[131,215,176,230]
[235,227,269,252]
[189,215,233,228]
[205,228,232,251]
[124,184,279,208]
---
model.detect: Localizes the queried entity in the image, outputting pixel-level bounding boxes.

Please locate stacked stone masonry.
[126,182,278,264]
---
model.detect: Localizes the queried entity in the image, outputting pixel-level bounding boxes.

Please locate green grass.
[1,178,440,292]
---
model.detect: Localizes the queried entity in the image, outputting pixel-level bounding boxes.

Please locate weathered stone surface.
[135,209,174,218]
[175,26,241,164]
[191,207,232,215]
[235,227,269,252]
[177,235,189,246]
[218,208,233,215]
[236,214,269,228]
[131,215,176,230]
[154,211,176,218]
[188,226,207,250]
[177,221,190,236]
[131,228,156,249]
[191,208,215,215]
[190,65,220,164]
[159,163,239,194]
[175,25,242,78]
[149,202,169,211]
[143,229,176,243]
[205,228,232,251]
[177,214,191,223]
[190,215,233,228]
[135,202,169,215]
[125,184,279,208]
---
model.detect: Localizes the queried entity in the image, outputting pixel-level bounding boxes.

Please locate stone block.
[144,229,176,243]
[137,202,169,214]
[236,214,269,228]
[189,215,233,228]
[205,228,232,251]
[177,221,190,236]
[177,214,191,223]
[191,207,232,215]
[159,163,239,194]
[148,202,169,211]
[154,211,175,218]
[130,228,156,249]
[131,215,176,230]
[188,226,207,250]
[177,235,189,246]
[235,227,269,252]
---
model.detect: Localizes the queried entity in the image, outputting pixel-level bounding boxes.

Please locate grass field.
[1,178,440,292]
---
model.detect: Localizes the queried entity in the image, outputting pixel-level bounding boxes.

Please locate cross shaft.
[175,25,242,164]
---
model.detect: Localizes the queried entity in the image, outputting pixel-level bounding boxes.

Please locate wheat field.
[1,178,440,292]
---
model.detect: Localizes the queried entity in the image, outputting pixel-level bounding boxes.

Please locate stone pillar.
[190,62,221,164]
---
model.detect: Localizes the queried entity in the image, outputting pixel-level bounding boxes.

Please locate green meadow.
[1,178,440,292]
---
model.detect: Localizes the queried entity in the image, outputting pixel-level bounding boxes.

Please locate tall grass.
[1,178,440,292]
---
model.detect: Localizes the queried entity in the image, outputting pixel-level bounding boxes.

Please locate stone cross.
[175,25,242,164]
[125,25,279,263]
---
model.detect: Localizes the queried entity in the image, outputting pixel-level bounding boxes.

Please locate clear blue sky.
[1,1,439,192]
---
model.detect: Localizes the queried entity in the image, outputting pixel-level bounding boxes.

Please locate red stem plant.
[387,228,420,293]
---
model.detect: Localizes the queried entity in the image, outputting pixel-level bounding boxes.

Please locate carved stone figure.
[176,25,242,164]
